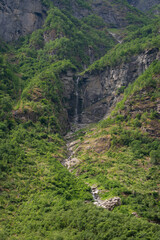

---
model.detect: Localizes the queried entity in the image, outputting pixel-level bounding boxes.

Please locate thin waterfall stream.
[62,76,122,209]
[108,31,122,44]
[74,76,79,124]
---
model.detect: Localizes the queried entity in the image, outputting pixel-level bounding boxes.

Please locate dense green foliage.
[85,18,160,73]
[3,199,160,239]
[71,61,160,225]
[0,53,21,137]
[16,6,115,82]
[0,1,160,239]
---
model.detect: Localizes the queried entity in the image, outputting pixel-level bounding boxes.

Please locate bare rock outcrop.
[91,186,121,210]
[101,197,121,210]
[127,0,160,12]
[59,48,160,125]
[0,0,148,42]
[77,48,160,123]
[0,0,47,42]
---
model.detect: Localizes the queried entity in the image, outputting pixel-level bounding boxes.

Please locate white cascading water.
[74,76,79,124]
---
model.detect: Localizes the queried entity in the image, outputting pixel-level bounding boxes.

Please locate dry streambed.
[62,130,121,210]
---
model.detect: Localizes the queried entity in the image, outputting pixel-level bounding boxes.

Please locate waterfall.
[108,31,122,44]
[74,77,79,124]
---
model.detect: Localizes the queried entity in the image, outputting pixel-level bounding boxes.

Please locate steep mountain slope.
[0,0,149,41]
[10,6,116,125]
[77,19,160,123]
[1,58,159,240]
[0,0,160,239]
[127,0,160,12]
[0,0,47,42]
[149,3,160,16]
[66,61,160,223]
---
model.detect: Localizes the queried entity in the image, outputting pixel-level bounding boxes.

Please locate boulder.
[101,197,121,210]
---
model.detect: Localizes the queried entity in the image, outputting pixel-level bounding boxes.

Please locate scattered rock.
[67,139,81,150]
[62,157,80,171]
[91,186,121,210]
[101,197,121,210]
[132,212,140,218]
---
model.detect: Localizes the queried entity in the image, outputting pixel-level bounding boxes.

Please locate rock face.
[61,70,76,122]
[0,0,146,42]
[91,186,121,210]
[127,0,160,12]
[91,0,129,28]
[77,48,160,124]
[61,49,160,124]
[52,0,132,28]
[0,0,46,42]
[51,0,90,19]
[102,197,121,210]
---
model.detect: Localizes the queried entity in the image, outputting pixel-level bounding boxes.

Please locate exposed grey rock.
[127,0,160,12]
[78,48,160,123]
[91,186,121,210]
[67,139,81,152]
[62,157,80,170]
[101,197,121,210]
[91,186,101,202]
[132,212,140,218]
[62,137,81,170]
[61,70,76,122]
[108,31,123,44]
[60,48,160,125]
[102,197,121,211]
[0,0,143,42]
[91,0,128,28]
[0,0,89,42]
[0,0,47,42]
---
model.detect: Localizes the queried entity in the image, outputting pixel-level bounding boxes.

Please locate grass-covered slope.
[1,45,160,240]
[0,123,159,239]
[69,61,160,224]
[1,57,159,240]
[0,1,160,239]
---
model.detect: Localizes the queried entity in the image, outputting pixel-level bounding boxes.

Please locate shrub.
[150,149,160,165]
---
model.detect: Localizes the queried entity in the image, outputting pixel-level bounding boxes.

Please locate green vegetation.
[84,18,160,73]
[70,61,160,224]
[0,0,160,239]
[113,60,160,111]
[148,3,160,18]
[16,6,115,81]
[0,53,21,137]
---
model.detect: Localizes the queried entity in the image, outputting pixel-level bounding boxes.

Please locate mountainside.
[127,0,160,12]
[0,0,149,41]
[0,0,47,42]
[64,62,160,225]
[77,18,160,123]
[0,0,160,239]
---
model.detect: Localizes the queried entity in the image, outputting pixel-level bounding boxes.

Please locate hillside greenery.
[70,61,160,225]
[84,18,160,73]
[0,1,160,239]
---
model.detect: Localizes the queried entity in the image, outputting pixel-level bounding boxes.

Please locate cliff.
[0,0,47,41]
[127,0,160,12]
[0,1,160,239]
[63,48,160,123]
[0,0,149,42]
